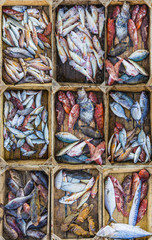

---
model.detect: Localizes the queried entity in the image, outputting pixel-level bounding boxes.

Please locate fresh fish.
[27,213,47,230]
[120,73,148,84]
[55,170,63,189]
[99,10,105,38]
[85,8,98,34]
[110,102,130,121]
[4,215,18,239]
[131,101,141,126]
[112,6,120,19]
[56,141,80,156]
[119,128,126,152]
[77,191,91,209]
[114,187,128,217]
[5,193,33,210]
[27,230,45,239]
[39,144,47,158]
[58,91,71,114]
[122,175,132,203]
[79,126,102,139]
[128,59,148,76]
[78,6,85,27]
[141,16,149,49]
[55,132,79,143]
[64,170,92,181]
[94,103,104,136]
[10,170,23,187]
[104,177,116,223]
[137,198,148,223]
[56,34,67,63]
[30,187,40,226]
[91,175,99,199]
[68,104,80,132]
[129,173,140,202]
[59,196,76,205]
[117,57,139,76]
[61,182,86,192]
[108,42,128,57]
[129,180,142,225]
[24,179,34,196]
[128,19,138,50]
[7,178,19,194]
[116,2,130,41]
[132,5,140,22]
[56,101,65,131]
[106,59,122,82]
[62,22,80,37]
[57,154,88,164]
[140,91,148,125]
[96,223,152,238]
[67,139,92,157]
[140,181,148,202]
[107,18,115,53]
[128,50,149,62]
[110,92,133,110]
[134,146,141,163]
[136,5,147,30]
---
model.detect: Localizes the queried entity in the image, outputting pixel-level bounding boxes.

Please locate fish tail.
[107,217,117,225]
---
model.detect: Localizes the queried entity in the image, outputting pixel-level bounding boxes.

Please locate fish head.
[77,88,87,102]
[96,225,115,237]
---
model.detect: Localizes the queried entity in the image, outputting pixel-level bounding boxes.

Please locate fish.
[105,59,122,82]
[96,223,152,238]
[56,101,65,131]
[107,18,115,53]
[86,8,98,34]
[119,128,126,152]
[138,129,146,145]
[129,180,142,225]
[85,141,105,165]
[140,181,148,202]
[112,6,120,19]
[109,176,125,196]
[5,193,33,210]
[10,170,23,187]
[4,215,18,239]
[98,10,105,38]
[132,5,140,22]
[131,101,141,126]
[37,184,48,203]
[136,5,147,30]
[128,59,148,76]
[61,182,86,192]
[141,16,149,49]
[114,187,129,216]
[55,132,79,143]
[137,198,148,223]
[116,2,130,42]
[77,191,91,209]
[69,224,90,237]
[27,230,45,238]
[94,103,104,136]
[122,175,132,203]
[88,92,98,104]
[30,187,40,226]
[91,175,99,198]
[59,196,76,205]
[117,57,139,76]
[56,34,67,63]
[78,6,85,27]
[120,73,148,84]
[56,141,80,156]
[104,177,116,223]
[67,139,92,157]
[139,169,150,181]
[110,102,130,121]
[68,104,80,132]
[66,91,75,106]
[57,154,88,164]
[108,42,128,57]
[58,91,71,114]
[108,59,123,85]
[128,19,138,50]
[110,92,133,110]
[78,126,102,139]
[24,179,34,196]
[27,213,47,230]
[128,50,149,62]
[55,170,62,189]
[76,203,93,223]
[129,173,140,202]
[139,91,148,125]
[77,88,94,125]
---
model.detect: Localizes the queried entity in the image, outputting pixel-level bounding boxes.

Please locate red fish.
[3,8,23,16]
[4,28,15,46]
[129,173,140,202]
[18,114,30,129]
[122,175,132,203]
[115,122,123,131]
[7,108,17,120]
[89,92,98,104]
[44,22,52,36]
[140,149,146,162]
[91,175,99,198]
[8,191,15,202]
[109,176,125,196]
[140,181,148,202]
[112,6,120,19]
[136,5,147,30]
[106,59,122,82]
[10,96,24,110]
[66,91,75,106]
[68,104,80,132]
[136,199,148,223]
[56,101,65,131]
[132,146,138,153]
[128,19,138,50]
[58,91,71,114]
[114,127,119,143]
[108,59,123,86]
[37,33,51,47]
[141,16,149,49]
[94,103,104,136]
[139,169,150,181]
[111,136,117,163]
[107,18,115,53]
[132,5,140,22]
[85,141,105,165]
[114,187,129,217]
[22,143,31,152]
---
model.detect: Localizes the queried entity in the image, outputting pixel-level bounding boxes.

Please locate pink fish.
[85,141,105,165]
[128,19,138,50]
[68,104,80,132]
[109,175,125,196]
[67,139,92,157]
[117,57,139,76]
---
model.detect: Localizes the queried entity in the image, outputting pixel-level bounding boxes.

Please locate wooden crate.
[0,85,52,165]
[102,166,152,240]
[105,85,152,165]
[1,0,52,86]
[51,165,102,240]
[0,165,51,240]
[104,0,152,86]
[52,85,106,166]
[52,0,105,85]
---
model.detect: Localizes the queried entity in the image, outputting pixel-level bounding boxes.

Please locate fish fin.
[107,217,117,225]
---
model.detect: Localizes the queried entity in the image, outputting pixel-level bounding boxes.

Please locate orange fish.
[106,59,122,82]
[88,216,96,235]
[37,33,51,48]
[69,224,90,237]
[94,103,104,136]
[138,169,150,181]
[108,59,123,86]
[85,141,105,165]
[111,136,117,163]
[23,202,30,214]
[107,18,115,53]
[76,203,93,224]
[91,175,99,198]
[116,147,133,162]
[89,92,98,104]
[58,91,71,114]
[136,5,147,30]
[44,22,52,36]
[136,198,147,223]
[128,19,138,50]
[68,104,80,132]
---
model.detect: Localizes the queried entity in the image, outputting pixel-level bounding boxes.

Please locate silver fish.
[139,91,148,125]
[104,177,116,224]
[22,151,36,157]
[8,127,26,138]
[110,92,134,110]
[32,139,45,144]
[138,129,146,146]
[44,124,49,144]
[116,2,130,41]
[4,91,11,100]
[146,136,151,156]
[55,132,79,143]
[17,139,25,148]
[36,91,42,108]
[130,101,142,126]
[59,196,76,205]
[55,170,63,189]
[119,128,126,152]
[35,130,44,139]
[35,115,41,128]
[134,146,141,163]
[61,182,86,192]
[110,102,130,121]
[5,193,33,210]
[39,144,47,158]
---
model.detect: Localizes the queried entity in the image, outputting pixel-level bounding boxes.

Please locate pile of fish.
[55,170,99,206]
[4,90,49,158]
[109,91,151,163]
[55,88,105,165]
[61,203,96,237]
[2,6,52,84]
[106,2,149,85]
[102,169,150,238]
[56,5,105,83]
[2,170,48,239]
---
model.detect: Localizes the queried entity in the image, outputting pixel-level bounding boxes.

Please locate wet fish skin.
[4,215,18,239]
[57,154,88,164]
[55,132,79,143]
[128,19,138,50]
[107,18,115,53]
[79,126,102,139]
[30,187,40,226]
[108,42,128,57]
[110,102,130,121]
[136,5,147,30]
[140,91,148,125]
[122,175,132,203]
[120,73,148,84]
[128,50,149,62]
[68,104,80,132]
[137,198,147,223]
[7,178,19,194]
[141,16,149,49]
[94,103,104,136]
[24,179,34,196]
[114,187,129,217]
[56,101,65,131]
[5,193,33,210]
[131,101,141,126]
[61,182,86,192]
[132,5,140,22]
[110,92,133,110]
